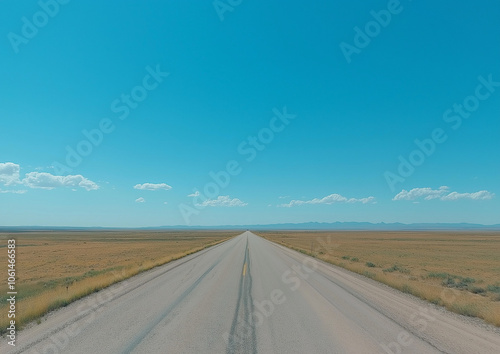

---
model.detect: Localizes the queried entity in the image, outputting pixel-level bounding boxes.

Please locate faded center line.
[226,236,257,354]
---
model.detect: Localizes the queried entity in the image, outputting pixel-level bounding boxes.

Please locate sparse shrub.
[456,278,475,289]
[383,265,398,273]
[440,275,476,290]
[442,277,456,287]
[469,286,486,294]
[486,285,500,293]
[351,257,359,262]
[363,271,375,279]
[427,272,450,279]
[342,256,350,260]
[366,262,376,268]
[383,264,410,274]
[401,284,413,294]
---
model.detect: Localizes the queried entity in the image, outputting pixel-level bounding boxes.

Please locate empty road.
[4,232,500,353]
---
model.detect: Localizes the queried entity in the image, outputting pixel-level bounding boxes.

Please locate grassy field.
[0,230,236,333]
[258,230,500,327]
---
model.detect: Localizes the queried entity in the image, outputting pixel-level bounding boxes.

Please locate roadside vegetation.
[259,230,500,327]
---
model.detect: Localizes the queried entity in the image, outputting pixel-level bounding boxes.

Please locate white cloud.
[347,197,376,204]
[280,193,376,207]
[0,163,99,192]
[22,172,99,191]
[0,162,21,186]
[188,191,200,197]
[135,197,145,203]
[441,190,494,201]
[278,195,290,199]
[393,187,494,201]
[393,186,449,201]
[196,195,248,207]
[163,201,168,205]
[134,183,172,191]
[0,189,27,194]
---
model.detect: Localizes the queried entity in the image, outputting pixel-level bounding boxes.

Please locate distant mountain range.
[1,222,499,232]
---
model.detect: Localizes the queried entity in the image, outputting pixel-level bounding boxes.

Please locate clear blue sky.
[1,0,499,227]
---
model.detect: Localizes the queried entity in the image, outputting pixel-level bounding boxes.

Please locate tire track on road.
[123,238,244,353]
[123,259,222,353]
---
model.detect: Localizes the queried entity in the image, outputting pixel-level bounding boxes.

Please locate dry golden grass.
[258,230,500,327]
[0,230,235,332]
